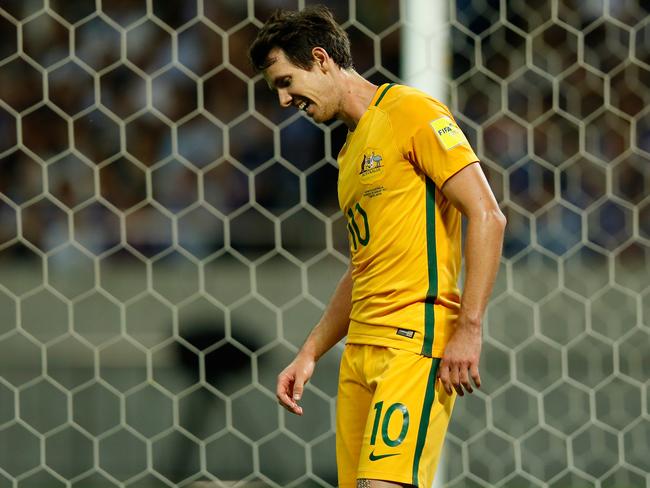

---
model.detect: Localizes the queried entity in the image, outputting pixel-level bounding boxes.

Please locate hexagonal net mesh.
[0,0,648,487]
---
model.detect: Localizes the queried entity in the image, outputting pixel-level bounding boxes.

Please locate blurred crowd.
[0,0,648,262]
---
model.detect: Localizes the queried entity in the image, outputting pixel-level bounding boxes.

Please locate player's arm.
[276,263,353,415]
[439,162,506,396]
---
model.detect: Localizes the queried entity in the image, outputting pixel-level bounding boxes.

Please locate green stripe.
[374,83,395,106]
[412,358,440,485]
[421,178,437,357]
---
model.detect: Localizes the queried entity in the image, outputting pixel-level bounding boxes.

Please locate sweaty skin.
[263,47,376,128]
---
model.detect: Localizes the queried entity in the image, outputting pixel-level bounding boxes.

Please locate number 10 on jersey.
[346,202,370,250]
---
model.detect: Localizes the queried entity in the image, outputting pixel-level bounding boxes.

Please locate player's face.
[263,48,338,123]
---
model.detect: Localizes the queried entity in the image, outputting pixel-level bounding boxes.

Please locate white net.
[0,0,648,487]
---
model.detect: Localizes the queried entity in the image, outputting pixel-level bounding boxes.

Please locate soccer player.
[249,6,506,488]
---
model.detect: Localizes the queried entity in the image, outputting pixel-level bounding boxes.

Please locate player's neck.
[336,70,378,131]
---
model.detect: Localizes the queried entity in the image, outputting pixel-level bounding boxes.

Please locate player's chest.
[337,111,413,209]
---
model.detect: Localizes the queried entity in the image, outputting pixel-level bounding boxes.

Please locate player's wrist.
[457,313,483,331]
[297,342,320,363]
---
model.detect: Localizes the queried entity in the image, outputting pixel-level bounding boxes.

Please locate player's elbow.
[473,206,507,235]
[492,207,507,233]
[489,208,507,241]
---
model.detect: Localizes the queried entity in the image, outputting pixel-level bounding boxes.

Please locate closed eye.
[275,76,291,89]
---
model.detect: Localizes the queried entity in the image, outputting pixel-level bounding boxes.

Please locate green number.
[353,203,370,245]
[370,401,383,446]
[370,401,409,447]
[382,402,409,447]
[346,203,370,250]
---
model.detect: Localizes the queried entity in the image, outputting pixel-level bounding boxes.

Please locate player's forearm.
[298,265,353,362]
[459,208,506,328]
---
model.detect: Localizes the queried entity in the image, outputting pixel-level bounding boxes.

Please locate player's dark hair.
[249,5,353,72]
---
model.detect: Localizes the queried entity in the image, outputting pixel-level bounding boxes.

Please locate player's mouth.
[296,98,312,113]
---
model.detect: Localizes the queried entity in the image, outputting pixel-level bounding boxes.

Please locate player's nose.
[278,89,292,108]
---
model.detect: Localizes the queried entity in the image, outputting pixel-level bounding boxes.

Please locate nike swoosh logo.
[369,451,400,461]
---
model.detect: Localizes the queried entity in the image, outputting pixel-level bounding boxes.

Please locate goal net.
[0,0,648,487]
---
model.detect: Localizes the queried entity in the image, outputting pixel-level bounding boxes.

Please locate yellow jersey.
[338,83,479,357]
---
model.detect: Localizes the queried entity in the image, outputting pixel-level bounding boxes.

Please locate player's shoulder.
[378,84,451,125]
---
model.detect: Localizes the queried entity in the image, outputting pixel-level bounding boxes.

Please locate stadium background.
[0,0,649,486]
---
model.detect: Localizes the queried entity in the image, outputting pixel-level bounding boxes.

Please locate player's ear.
[312,47,329,72]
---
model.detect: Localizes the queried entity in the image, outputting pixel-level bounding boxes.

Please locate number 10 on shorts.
[370,401,410,447]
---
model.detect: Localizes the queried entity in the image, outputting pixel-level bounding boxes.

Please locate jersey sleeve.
[399,96,479,188]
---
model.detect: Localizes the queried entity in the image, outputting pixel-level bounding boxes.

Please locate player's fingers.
[459,364,473,394]
[288,370,310,416]
[276,374,300,413]
[470,363,481,389]
[438,361,453,396]
[277,398,303,416]
[292,375,305,402]
[449,364,464,397]
[277,394,303,415]
[276,389,295,411]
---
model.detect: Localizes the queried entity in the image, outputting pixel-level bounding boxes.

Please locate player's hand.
[276,353,316,415]
[438,322,482,397]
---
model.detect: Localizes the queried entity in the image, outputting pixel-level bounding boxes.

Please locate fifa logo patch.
[359,150,384,183]
[430,116,469,150]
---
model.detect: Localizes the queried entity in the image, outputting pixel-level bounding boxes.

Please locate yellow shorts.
[336,344,456,487]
